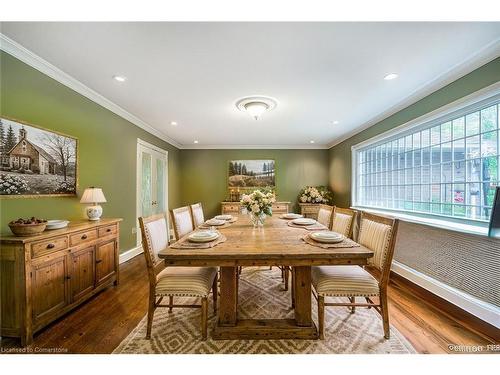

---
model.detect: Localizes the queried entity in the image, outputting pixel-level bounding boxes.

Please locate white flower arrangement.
[299,186,331,204]
[240,190,276,216]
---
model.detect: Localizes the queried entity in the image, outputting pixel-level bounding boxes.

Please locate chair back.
[331,207,356,238]
[170,206,194,239]
[190,202,205,228]
[317,204,334,228]
[138,213,169,284]
[357,212,399,286]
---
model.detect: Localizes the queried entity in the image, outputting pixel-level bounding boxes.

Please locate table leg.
[293,266,312,327]
[218,266,238,326]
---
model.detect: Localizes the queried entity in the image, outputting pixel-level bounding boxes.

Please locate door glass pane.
[156,157,166,214]
[141,152,152,217]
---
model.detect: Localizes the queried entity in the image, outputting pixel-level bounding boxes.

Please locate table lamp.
[80,187,107,221]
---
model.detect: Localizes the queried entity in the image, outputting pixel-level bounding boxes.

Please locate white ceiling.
[1,22,500,149]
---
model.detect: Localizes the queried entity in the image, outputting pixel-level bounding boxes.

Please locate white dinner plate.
[205,219,226,226]
[310,231,344,243]
[291,218,317,225]
[215,214,233,221]
[281,213,303,220]
[46,220,70,230]
[188,231,219,243]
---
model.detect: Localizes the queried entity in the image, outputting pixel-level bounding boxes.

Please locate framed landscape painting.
[228,160,275,188]
[0,117,78,197]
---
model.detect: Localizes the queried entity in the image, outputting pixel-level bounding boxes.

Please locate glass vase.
[250,212,267,228]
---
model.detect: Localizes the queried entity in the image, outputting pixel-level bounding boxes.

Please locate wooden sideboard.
[0,218,122,346]
[221,201,291,215]
[299,203,321,219]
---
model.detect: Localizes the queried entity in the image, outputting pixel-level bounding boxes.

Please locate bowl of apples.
[9,217,48,236]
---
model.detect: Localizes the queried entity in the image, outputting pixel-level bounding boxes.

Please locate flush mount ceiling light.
[236,96,278,120]
[113,75,127,82]
[170,121,178,126]
[384,73,399,80]
[193,140,199,144]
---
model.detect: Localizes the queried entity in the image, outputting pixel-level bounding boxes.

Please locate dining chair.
[170,206,195,240]
[311,211,399,339]
[138,213,218,340]
[190,202,205,228]
[317,204,334,228]
[331,207,357,238]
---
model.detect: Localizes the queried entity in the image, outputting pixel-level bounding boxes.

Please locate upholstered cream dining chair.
[170,206,195,240]
[331,207,357,238]
[317,204,334,228]
[189,202,205,228]
[139,213,218,340]
[311,211,399,340]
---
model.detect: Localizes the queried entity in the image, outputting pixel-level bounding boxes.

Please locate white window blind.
[353,94,500,223]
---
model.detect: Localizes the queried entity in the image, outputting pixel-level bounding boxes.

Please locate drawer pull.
[46,243,55,249]
[81,234,88,240]
[66,275,71,280]
[96,259,102,264]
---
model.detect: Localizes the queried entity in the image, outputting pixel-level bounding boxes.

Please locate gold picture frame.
[0,116,79,198]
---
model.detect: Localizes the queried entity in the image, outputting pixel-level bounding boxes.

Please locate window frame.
[351,82,500,228]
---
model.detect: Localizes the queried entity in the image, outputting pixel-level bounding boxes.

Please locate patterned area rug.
[114,267,416,354]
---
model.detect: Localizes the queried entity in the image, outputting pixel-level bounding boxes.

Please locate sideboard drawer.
[222,204,240,214]
[302,206,319,213]
[272,203,289,213]
[70,229,97,247]
[32,236,68,258]
[98,224,117,237]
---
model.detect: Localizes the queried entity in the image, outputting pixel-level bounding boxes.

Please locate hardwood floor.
[0,255,496,354]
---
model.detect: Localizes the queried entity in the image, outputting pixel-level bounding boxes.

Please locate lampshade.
[80,187,107,204]
[244,101,269,120]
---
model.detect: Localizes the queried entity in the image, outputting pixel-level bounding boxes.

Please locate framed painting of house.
[0,117,78,197]
[228,160,275,189]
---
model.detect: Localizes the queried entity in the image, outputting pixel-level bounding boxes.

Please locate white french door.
[136,139,168,246]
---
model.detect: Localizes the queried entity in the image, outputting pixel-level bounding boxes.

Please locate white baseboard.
[119,245,143,264]
[391,260,500,329]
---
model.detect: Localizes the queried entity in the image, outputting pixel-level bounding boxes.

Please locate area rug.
[113,267,416,354]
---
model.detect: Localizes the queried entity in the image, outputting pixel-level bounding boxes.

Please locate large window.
[354,97,500,223]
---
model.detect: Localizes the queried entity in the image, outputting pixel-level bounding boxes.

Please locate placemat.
[199,216,237,229]
[287,221,328,231]
[301,233,360,248]
[169,232,227,249]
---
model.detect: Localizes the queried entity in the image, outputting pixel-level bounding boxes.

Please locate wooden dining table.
[158,214,373,340]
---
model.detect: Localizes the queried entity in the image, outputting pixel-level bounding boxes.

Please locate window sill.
[351,206,490,237]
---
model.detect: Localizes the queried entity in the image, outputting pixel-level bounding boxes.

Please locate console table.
[0,218,122,346]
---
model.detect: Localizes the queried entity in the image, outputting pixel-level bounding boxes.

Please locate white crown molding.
[327,37,500,149]
[0,33,183,149]
[182,144,329,150]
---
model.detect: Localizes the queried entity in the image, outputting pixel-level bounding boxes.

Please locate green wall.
[329,57,500,207]
[179,149,329,218]
[0,52,181,252]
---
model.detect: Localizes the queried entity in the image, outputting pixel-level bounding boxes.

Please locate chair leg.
[380,291,390,339]
[212,276,218,314]
[291,267,295,308]
[284,267,289,291]
[201,297,208,340]
[168,296,173,313]
[146,292,156,339]
[349,297,356,314]
[318,295,325,340]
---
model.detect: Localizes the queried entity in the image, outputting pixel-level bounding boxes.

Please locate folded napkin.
[169,233,227,249]
[301,233,360,249]
[287,221,328,231]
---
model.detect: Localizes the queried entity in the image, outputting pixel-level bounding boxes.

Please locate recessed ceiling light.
[236,96,278,120]
[333,120,339,125]
[113,75,127,82]
[170,121,178,126]
[194,140,199,144]
[384,73,398,81]
[310,140,315,144]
